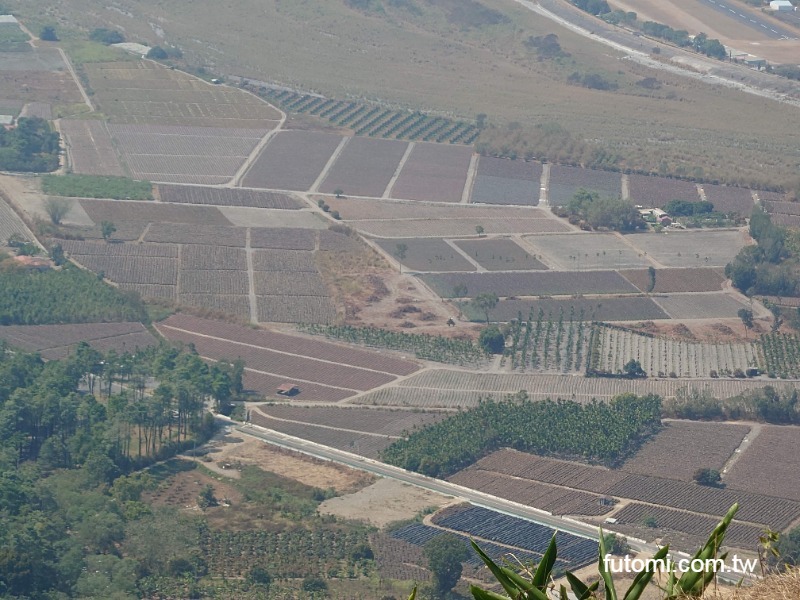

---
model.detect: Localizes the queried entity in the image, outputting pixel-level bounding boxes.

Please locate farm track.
[250,408,403,439]
[57,47,93,111]
[382,142,415,199]
[461,153,478,204]
[245,228,258,324]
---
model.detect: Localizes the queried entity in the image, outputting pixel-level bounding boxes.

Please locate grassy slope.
[9,0,800,187]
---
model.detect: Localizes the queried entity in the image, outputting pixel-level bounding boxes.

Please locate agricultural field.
[591,324,763,377]
[0,69,82,104]
[252,248,315,272]
[257,295,337,325]
[470,156,541,206]
[761,333,800,378]
[258,87,478,144]
[628,175,701,207]
[157,184,303,209]
[241,130,343,191]
[376,238,475,272]
[351,216,569,237]
[19,102,53,120]
[318,137,408,197]
[350,369,774,408]
[653,292,751,319]
[84,61,281,127]
[701,184,755,215]
[619,267,726,293]
[179,270,249,295]
[60,120,126,177]
[430,505,597,568]
[453,238,547,271]
[72,254,178,286]
[106,123,267,184]
[79,199,232,226]
[725,426,800,501]
[249,411,394,458]
[448,470,613,517]
[323,197,555,221]
[623,230,749,267]
[610,503,764,548]
[243,370,353,402]
[370,534,430,583]
[390,143,473,203]
[763,199,800,229]
[219,207,326,229]
[60,240,178,258]
[548,165,622,205]
[144,224,246,246]
[620,421,750,481]
[423,270,638,298]
[0,321,157,360]
[523,233,652,271]
[0,196,31,244]
[179,245,246,271]
[506,307,590,373]
[257,405,447,437]
[469,296,669,323]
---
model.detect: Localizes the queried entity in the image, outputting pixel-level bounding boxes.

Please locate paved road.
[699,0,798,40]
[221,415,753,585]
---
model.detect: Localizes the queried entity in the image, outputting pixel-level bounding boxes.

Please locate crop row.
[591,324,762,378]
[257,295,337,324]
[157,184,302,209]
[433,505,598,566]
[506,306,589,373]
[761,332,800,378]
[259,89,476,144]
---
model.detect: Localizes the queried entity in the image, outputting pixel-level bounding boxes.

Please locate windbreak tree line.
[382,392,662,477]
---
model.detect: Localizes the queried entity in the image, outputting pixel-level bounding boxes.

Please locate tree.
[44,197,71,225]
[453,283,468,298]
[693,468,722,487]
[49,243,65,266]
[101,220,116,242]
[424,534,470,597]
[646,266,656,293]
[776,526,800,566]
[603,532,630,556]
[394,243,408,273]
[475,224,485,237]
[302,576,327,593]
[197,484,218,509]
[333,188,344,199]
[623,359,646,379]
[39,26,58,41]
[146,46,168,60]
[479,325,505,354]
[473,292,498,324]
[738,308,754,338]
[248,565,272,587]
[89,28,125,45]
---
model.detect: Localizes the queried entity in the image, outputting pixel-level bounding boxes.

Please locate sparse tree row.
[381,392,662,477]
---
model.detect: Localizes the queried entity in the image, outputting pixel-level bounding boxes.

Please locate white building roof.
[111,42,151,56]
[0,15,19,24]
[0,115,14,125]
[770,0,793,7]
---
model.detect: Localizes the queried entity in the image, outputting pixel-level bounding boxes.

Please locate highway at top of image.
[219,415,753,586]
[698,0,798,40]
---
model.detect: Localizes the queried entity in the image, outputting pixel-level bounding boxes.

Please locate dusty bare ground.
[318,477,456,528]
[199,434,374,493]
[609,0,800,63]
[625,318,761,343]
[143,465,242,510]
[0,174,94,227]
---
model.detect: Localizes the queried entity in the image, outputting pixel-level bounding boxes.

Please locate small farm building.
[770,0,794,11]
[276,383,300,396]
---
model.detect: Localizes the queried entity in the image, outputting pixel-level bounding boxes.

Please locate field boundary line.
[310,136,350,193]
[229,121,285,187]
[539,163,550,206]
[460,153,479,204]
[252,408,403,439]
[382,141,415,199]
[244,228,259,324]
[612,232,665,268]
[57,47,94,112]
[237,365,358,394]
[443,239,484,272]
[157,323,411,377]
[621,174,630,200]
[720,423,761,478]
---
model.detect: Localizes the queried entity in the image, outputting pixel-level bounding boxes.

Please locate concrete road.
[700,0,798,40]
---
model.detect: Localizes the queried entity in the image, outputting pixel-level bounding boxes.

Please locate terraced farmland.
[764,199,800,229]
[701,184,755,215]
[619,267,726,293]
[0,322,157,360]
[376,238,475,272]
[256,295,337,325]
[548,165,622,205]
[353,217,569,237]
[467,297,669,323]
[323,198,554,221]
[157,184,303,209]
[453,238,547,271]
[523,233,652,270]
[471,156,541,206]
[621,421,750,481]
[628,174,700,206]
[423,270,638,298]
[318,137,407,197]
[85,61,281,127]
[624,231,748,268]
[390,143,473,203]
[144,224,246,246]
[79,199,231,226]
[60,120,126,177]
[107,123,266,184]
[241,130,343,190]
[653,292,751,319]
[725,426,800,501]
[257,406,447,436]
[180,245,246,270]
[591,324,762,377]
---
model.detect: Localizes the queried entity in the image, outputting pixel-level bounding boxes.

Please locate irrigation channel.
[217,415,753,586]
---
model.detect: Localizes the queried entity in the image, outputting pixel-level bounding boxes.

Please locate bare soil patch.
[319,477,455,527]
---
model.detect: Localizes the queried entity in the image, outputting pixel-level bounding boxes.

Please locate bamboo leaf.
[532,535,558,590]
[566,571,600,600]
[598,528,618,600]
[622,545,669,600]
